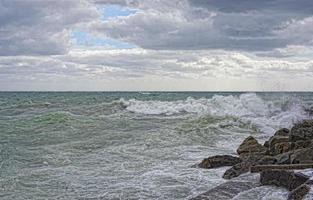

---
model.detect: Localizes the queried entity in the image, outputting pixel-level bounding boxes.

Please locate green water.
[0,92,312,199]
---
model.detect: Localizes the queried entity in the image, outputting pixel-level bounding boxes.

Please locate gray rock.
[222,161,251,179]
[291,147,313,164]
[275,151,294,164]
[257,156,277,165]
[260,170,309,191]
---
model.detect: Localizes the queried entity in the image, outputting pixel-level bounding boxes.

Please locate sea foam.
[118,93,310,134]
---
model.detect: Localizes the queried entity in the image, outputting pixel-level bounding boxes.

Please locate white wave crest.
[118,93,311,134]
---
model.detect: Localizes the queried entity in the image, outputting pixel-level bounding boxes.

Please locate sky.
[0,0,313,91]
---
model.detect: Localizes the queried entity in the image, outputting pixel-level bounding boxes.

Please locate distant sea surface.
[1,92,313,199]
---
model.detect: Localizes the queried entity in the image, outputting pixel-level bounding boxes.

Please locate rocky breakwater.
[192,120,313,200]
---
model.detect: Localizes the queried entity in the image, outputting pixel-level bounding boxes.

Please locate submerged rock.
[198,155,242,169]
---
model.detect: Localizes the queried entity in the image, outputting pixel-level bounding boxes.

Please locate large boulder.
[290,120,313,142]
[290,147,313,164]
[260,170,309,191]
[237,136,267,159]
[198,155,242,169]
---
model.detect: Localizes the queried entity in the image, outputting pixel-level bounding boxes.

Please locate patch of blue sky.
[98,4,138,21]
[71,31,135,49]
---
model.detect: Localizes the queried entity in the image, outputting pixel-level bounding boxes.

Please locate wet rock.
[290,147,313,164]
[274,128,290,136]
[264,128,290,149]
[288,182,311,200]
[190,181,260,200]
[290,120,313,142]
[292,140,312,150]
[273,141,292,155]
[260,170,309,191]
[198,155,242,169]
[257,156,277,165]
[237,136,267,159]
[275,151,294,164]
[222,161,251,179]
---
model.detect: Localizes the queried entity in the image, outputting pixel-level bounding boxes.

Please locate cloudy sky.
[1,0,313,91]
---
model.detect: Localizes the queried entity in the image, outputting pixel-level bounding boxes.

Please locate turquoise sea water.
[0,92,313,199]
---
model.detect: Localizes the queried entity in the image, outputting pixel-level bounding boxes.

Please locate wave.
[116,93,311,134]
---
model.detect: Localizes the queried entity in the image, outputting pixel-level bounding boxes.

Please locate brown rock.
[274,142,292,154]
[237,136,267,159]
[198,155,242,169]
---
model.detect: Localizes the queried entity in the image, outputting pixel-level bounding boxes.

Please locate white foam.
[118,93,311,134]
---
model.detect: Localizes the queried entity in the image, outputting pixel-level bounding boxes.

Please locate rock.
[198,155,242,169]
[292,140,312,150]
[222,161,251,179]
[260,170,309,191]
[237,136,267,159]
[257,156,277,165]
[222,154,275,179]
[273,141,292,154]
[290,120,313,142]
[268,136,290,155]
[275,151,294,164]
[190,181,260,200]
[288,182,311,200]
[274,128,290,136]
[291,147,313,164]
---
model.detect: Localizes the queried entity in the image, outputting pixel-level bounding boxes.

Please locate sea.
[0,92,313,200]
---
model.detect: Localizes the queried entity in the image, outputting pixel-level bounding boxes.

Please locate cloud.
[0,0,99,56]
[92,0,313,51]
[1,0,313,90]
[1,47,313,81]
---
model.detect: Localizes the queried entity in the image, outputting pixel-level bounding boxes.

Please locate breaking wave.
[117,93,311,134]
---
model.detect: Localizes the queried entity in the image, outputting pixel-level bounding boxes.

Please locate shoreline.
[192,120,313,200]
